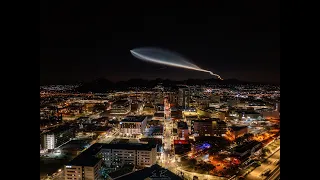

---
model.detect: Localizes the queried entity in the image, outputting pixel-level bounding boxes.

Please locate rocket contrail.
[130,48,223,80]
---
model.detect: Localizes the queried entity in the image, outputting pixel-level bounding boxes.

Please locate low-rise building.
[64,145,103,180]
[110,100,131,115]
[229,126,248,139]
[119,116,147,135]
[212,120,227,136]
[174,140,191,155]
[152,112,164,121]
[142,103,155,115]
[232,140,262,160]
[98,143,157,168]
[197,108,225,120]
[191,119,227,137]
[116,164,182,180]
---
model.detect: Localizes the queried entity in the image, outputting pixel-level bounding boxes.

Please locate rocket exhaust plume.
[130,47,223,80]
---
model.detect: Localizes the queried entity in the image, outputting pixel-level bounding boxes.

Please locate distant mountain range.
[75,78,278,93]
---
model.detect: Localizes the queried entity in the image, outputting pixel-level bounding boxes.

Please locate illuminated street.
[176,167,227,180]
[245,149,280,180]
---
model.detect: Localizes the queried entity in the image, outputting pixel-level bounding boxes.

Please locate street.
[245,149,280,180]
[176,167,227,180]
[161,119,175,169]
[266,166,280,180]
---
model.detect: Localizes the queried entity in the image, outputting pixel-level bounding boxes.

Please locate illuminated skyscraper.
[178,87,190,109]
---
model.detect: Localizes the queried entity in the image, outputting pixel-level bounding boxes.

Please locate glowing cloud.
[130,47,223,80]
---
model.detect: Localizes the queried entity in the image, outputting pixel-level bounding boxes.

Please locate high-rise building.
[177,121,189,140]
[153,84,164,105]
[178,87,190,109]
[275,102,280,112]
[41,126,74,150]
[164,92,178,105]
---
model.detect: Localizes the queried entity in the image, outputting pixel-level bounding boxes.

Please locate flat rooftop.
[117,164,182,180]
[100,143,156,151]
[66,144,102,167]
[121,116,146,122]
[177,122,188,129]
[216,120,227,125]
[59,140,90,150]
[112,100,129,105]
[192,118,219,123]
[154,112,164,117]
[233,140,261,153]
[236,110,261,114]
[230,126,248,131]
[45,125,74,135]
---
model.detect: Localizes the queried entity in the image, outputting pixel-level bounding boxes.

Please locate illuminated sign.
[174,140,189,145]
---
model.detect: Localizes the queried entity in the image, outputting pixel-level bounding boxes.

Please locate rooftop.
[230,126,248,131]
[100,143,156,151]
[236,110,261,114]
[154,112,164,117]
[233,140,261,154]
[216,120,227,125]
[117,164,182,180]
[121,116,147,122]
[45,125,74,135]
[66,144,102,167]
[192,118,220,123]
[177,122,188,129]
[112,100,130,105]
[59,140,90,150]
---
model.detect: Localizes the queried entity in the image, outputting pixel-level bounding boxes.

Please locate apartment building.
[64,153,102,180]
[41,125,74,150]
[98,143,157,168]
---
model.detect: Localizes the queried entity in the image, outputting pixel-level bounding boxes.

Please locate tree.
[261,148,271,157]
[189,158,197,168]
[243,133,254,141]
[204,163,215,174]
[197,163,215,174]
[235,136,244,145]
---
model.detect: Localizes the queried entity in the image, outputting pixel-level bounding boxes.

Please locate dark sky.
[40,1,280,85]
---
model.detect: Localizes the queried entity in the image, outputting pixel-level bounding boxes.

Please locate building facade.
[64,147,103,180]
[110,100,131,115]
[229,126,248,139]
[41,126,74,150]
[212,120,227,136]
[191,119,227,137]
[64,162,102,180]
[178,87,190,109]
[177,121,189,140]
[119,116,147,135]
[98,143,157,168]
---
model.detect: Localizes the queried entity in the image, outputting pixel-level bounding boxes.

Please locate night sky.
[40,1,280,85]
